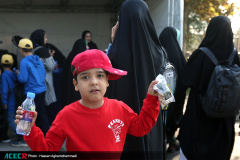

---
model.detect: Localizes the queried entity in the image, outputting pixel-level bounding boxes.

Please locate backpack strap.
[199,47,218,65]
[32,46,43,54]
[227,48,237,65]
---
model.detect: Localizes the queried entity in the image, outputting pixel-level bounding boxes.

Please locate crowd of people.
[0,29,98,146]
[0,0,239,160]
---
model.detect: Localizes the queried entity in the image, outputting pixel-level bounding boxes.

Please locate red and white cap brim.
[103,68,127,80]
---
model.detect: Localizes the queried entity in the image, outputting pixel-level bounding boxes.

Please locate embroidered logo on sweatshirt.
[108,119,124,142]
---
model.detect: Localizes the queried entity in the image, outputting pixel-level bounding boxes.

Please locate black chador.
[159,27,186,144]
[61,39,86,107]
[106,0,165,159]
[179,16,239,160]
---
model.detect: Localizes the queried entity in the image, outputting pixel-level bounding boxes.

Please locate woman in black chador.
[159,27,186,152]
[179,16,239,160]
[81,30,98,50]
[45,43,66,68]
[105,0,165,159]
[61,39,86,107]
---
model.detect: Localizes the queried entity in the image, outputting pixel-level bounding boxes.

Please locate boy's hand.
[158,94,166,105]
[15,70,20,75]
[147,81,159,96]
[15,106,38,128]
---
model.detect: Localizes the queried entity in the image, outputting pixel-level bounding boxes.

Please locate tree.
[184,0,236,53]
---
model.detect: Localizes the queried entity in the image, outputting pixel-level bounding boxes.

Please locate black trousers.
[35,91,49,135]
[0,106,9,140]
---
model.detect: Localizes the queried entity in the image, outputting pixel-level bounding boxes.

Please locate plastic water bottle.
[16,92,36,136]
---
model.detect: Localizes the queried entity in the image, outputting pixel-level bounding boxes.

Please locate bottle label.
[22,110,34,122]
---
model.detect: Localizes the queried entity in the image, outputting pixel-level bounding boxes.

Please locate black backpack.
[199,47,240,118]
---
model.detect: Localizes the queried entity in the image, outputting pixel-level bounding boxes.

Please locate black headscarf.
[179,16,239,160]
[159,27,186,140]
[45,43,66,68]
[159,27,186,74]
[81,30,98,50]
[12,35,24,68]
[105,0,164,159]
[61,39,86,107]
[30,29,50,58]
[12,35,23,47]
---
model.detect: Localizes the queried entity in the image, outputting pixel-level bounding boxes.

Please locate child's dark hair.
[71,65,78,82]
[71,65,109,83]
[2,64,12,68]
[22,48,33,52]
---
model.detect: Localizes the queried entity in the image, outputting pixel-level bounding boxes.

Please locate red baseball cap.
[71,49,127,80]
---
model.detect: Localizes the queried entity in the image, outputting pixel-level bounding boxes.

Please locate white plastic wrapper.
[153,74,175,109]
[163,63,177,94]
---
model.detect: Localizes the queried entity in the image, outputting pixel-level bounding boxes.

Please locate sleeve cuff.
[145,94,160,105]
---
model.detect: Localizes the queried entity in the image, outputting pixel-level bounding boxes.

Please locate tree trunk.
[183,4,190,55]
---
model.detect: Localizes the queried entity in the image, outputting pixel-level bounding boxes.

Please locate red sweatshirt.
[24,94,160,153]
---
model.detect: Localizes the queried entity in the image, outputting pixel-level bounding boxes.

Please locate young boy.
[15,49,161,158]
[1,54,27,146]
[17,38,49,135]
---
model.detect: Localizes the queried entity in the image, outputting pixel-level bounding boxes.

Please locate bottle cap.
[27,92,35,99]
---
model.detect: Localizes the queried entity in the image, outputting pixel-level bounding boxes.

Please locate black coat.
[105,0,164,159]
[179,16,239,160]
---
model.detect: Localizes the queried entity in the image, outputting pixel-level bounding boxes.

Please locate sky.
[228,0,240,33]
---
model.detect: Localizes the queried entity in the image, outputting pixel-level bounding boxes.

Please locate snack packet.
[153,74,175,109]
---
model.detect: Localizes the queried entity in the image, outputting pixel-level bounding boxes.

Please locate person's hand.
[4,104,7,110]
[86,45,89,50]
[111,21,119,43]
[15,106,38,128]
[16,70,20,75]
[147,81,159,96]
[49,49,55,57]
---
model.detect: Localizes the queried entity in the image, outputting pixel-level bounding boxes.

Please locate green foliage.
[184,0,236,53]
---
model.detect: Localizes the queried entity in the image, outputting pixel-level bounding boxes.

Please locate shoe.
[167,138,180,153]
[167,146,176,153]
[11,139,28,147]
[1,138,11,143]
[1,136,11,143]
